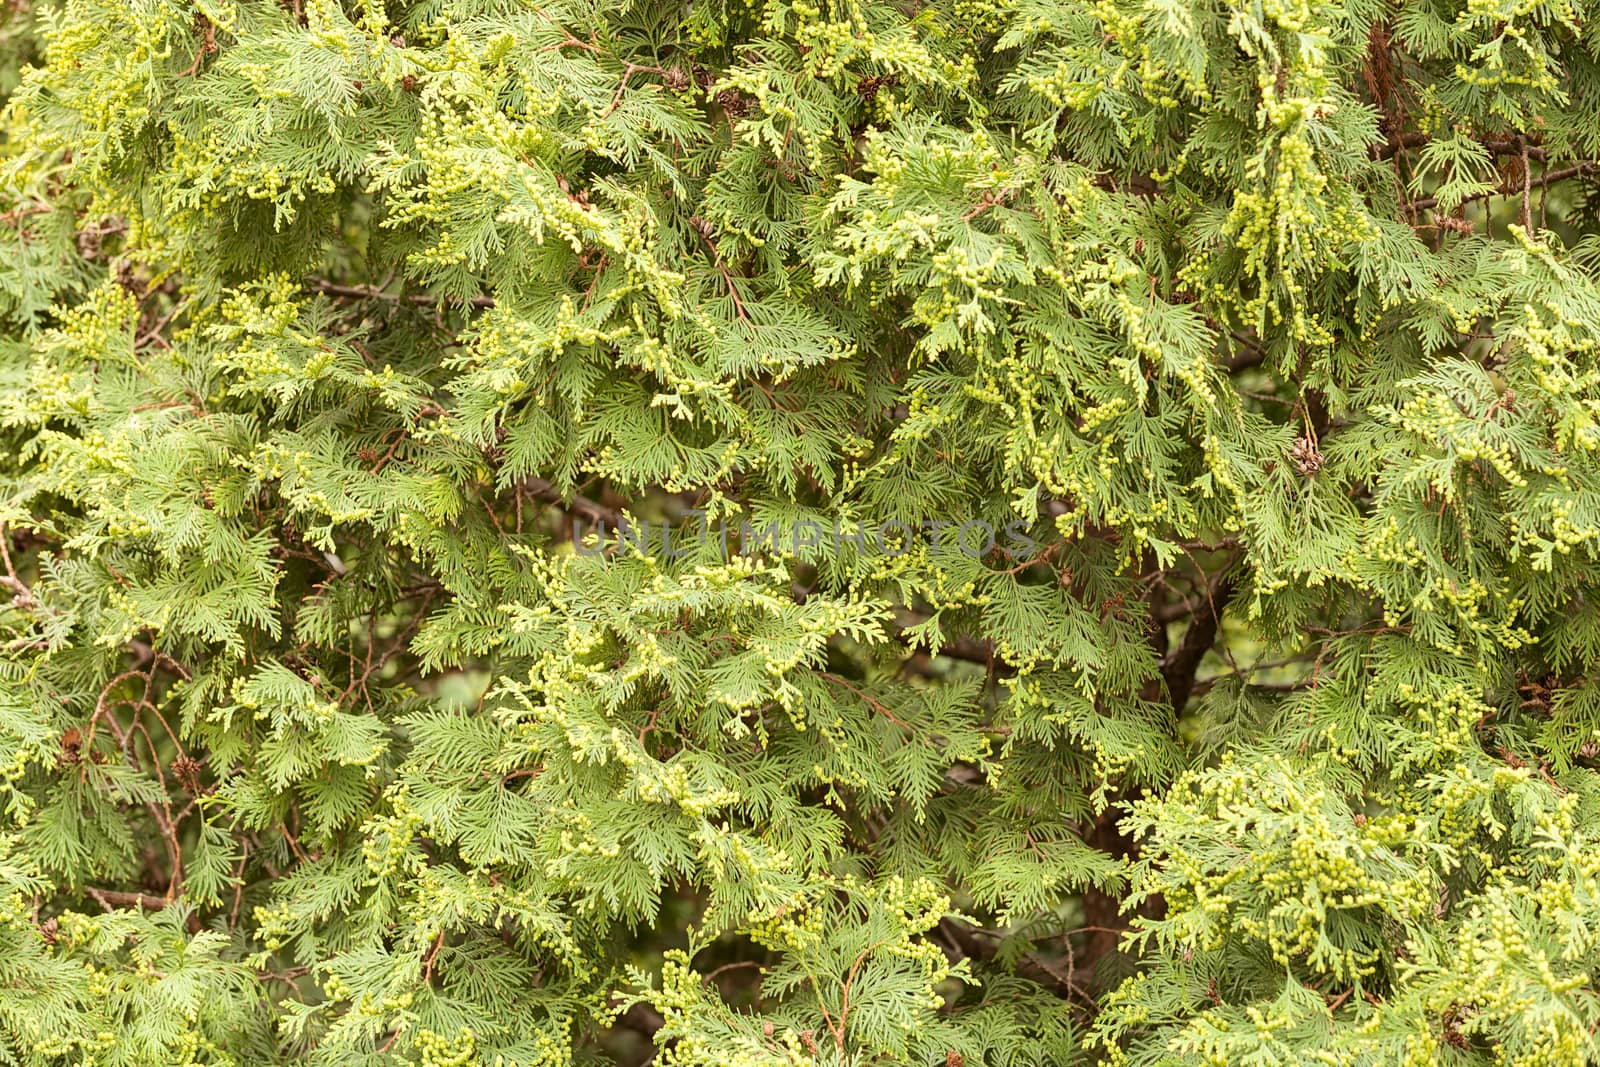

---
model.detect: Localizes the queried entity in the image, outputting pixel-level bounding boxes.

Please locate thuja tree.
[4,0,1600,1063]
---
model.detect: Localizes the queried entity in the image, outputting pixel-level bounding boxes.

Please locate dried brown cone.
[56,726,82,768]
[1516,671,1555,712]
[858,74,897,103]
[715,89,752,119]
[1289,435,1325,476]
[173,753,203,792]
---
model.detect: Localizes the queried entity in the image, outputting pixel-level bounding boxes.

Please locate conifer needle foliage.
[4,0,1600,1062]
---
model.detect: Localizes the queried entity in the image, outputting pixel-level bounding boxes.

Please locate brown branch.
[85,887,173,911]
[936,918,1094,1007]
[1368,131,1428,161]
[1368,131,1549,162]
[1226,330,1270,372]
[0,202,53,226]
[539,24,598,52]
[132,717,185,902]
[179,19,217,77]
[0,521,34,608]
[889,616,1011,672]
[421,932,445,983]
[521,476,621,528]
[228,840,251,931]
[1406,162,1593,214]
[304,277,494,310]
[1520,138,1533,229]
[1160,572,1236,712]
[136,298,188,350]
[931,635,1003,669]
[612,1001,665,1040]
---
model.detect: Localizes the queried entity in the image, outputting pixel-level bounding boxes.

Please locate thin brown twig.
[179,19,217,77]
[819,673,910,728]
[132,717,185,901]
[229,839,252,931]
[136,298,188,350]
[0,522,33,607]
[701,959,764,986]
[540,26,598,52]
[421,932,445,983]
[602,61,672,118]
[687,216,751,322]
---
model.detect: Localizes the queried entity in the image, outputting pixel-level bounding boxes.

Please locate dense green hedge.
[4,0,1600,1063]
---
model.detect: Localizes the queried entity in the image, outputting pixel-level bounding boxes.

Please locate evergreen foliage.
[3,0,1600,1062]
